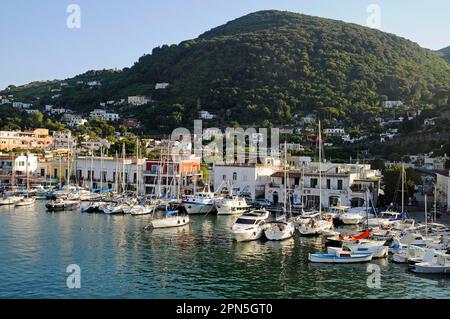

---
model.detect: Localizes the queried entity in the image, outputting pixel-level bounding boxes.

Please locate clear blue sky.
[1,0,449,90]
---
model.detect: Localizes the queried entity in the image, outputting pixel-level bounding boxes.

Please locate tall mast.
[90,146,94,190]
[114,151,119,194]
[283,140,287,213]
[66,141,71,185]
[26,153,29,191]
[135,138,139,197]
[401,163,405,214]
[424,194,428,240]
[318,120,322,216]
[122,143,126,193]
[434,183,437,223]
[100,146,103,192]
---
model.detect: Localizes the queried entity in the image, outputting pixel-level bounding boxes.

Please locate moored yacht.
[230,209,270,242]
[215,196,251,215]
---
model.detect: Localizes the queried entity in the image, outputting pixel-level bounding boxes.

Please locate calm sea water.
[0,201,449,299]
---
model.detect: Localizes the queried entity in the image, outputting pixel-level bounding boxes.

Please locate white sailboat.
[297,122,333,236]
[264,142,295,241]
[15,154,35,207]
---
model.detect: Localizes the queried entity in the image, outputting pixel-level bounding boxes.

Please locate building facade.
[0,129,52,151]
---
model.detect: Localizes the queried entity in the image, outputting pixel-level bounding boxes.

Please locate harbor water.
[0,202,449,299]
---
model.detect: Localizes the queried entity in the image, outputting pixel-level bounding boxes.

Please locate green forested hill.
[3,10,450,133]
[439,46,450,63]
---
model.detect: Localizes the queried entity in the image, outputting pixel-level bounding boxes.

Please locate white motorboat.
[215,196,251,215]
[230,210,270,242]
[264,220,295,241]
[297,214,333,236]
[129,204,155,216]
[340,212,365,225]
[150,210,190,229]
[0,196,23,205]
[412,251,450,274]
[309,249,373,263]
[15,197,36,207]
[367,211,402,228]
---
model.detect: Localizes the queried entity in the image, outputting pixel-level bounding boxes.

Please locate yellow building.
[0,128,52,151]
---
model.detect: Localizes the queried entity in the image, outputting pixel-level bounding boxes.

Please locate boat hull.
[309,253,373,263]
[151,215,190,228]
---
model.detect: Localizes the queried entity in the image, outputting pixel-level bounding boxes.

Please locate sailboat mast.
[401,163,405,214]
[434,183,437,223]
[424,194,428,239]
[100,146,103,192]
[283,141,287,213]
[26,153,29,191]
[90,146,94,190]
[122,143,126,193]
[318,120,322,216]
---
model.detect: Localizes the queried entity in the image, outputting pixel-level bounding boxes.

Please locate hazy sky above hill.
[1,0,449,90]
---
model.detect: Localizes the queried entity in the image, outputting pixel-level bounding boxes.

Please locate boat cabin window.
[235,218,256,225]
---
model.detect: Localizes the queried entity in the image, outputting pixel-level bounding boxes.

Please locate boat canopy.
[165,210,178,216]
[350,230,372,240]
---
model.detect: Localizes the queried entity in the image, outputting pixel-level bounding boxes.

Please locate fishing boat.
[46,198,80,212]
[229,209,270,242]
[182,190,217,215]
[215,195,251,215]
[309,249,373,264]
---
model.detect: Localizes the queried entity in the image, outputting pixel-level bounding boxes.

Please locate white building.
[89,109,120,121]
[52,131,75,149]
[265,162,381,208]
[0,154,38,174]
[64,114,87,127]
[74,156,145,193]
[12,102,32,109]
[44,105,53,112]
[324,128,346,137]
[282,143,305,152]
[198,110,216,120]
[435,171,450,212]
[382,100,403,108]
[128,96,152,106]
[213,157,282,200]
[423,155,448,170]
[80,138,112,151]
[87,81,101,87]
[155,82,169,90]
[51,108,70,115]
[0,98,10,105]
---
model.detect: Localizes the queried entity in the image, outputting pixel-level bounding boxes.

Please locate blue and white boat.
[309,248,373,263]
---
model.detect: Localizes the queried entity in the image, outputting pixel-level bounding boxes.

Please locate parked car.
[253,199,273,207]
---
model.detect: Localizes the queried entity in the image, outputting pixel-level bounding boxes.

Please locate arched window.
[232,172,237,181]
